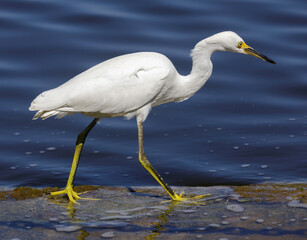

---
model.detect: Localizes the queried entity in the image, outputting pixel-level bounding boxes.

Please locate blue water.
[1,0,306,188]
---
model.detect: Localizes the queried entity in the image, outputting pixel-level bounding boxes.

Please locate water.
[0,0,306,188]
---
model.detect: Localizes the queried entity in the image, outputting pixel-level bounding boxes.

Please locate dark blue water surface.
[1,0,306,188]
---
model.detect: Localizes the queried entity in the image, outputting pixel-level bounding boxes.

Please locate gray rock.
[288,200,307,209]
[101,231,115,238]
[55,225,81,232]
[208,223,221,228]
[226,204,244,213]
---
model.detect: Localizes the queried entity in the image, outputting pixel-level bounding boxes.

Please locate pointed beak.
[241,42,276,64]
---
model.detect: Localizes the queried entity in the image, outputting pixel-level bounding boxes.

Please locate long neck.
[190,39,215,80]
[177,39,218,98]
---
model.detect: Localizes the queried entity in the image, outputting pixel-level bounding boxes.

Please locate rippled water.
[1,0,306,188]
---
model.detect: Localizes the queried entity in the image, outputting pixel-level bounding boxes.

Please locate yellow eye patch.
[237,41,243,49]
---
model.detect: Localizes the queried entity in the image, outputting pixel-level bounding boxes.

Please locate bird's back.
[29,52,177,120]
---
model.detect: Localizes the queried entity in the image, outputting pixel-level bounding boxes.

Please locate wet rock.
[197,227,206,231]
[256,219,264,223]
[81,221,128,228]
[149,206,168,210]
[181,209,197,213]
[60,211,69,216]
[49,217,58,222]
[100,215,133,220]
[101,231,115,238]
[215,198,223,202]
[105,207,146,215]
[55,225,81,232]
[288,200,307,209]
[226,204,244,213]
[1,184,307,239]
[208,224,221,228]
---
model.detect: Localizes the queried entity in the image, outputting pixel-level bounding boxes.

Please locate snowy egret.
[29,31,275,203]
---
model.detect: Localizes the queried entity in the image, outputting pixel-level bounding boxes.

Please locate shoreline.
[0,183,306,239]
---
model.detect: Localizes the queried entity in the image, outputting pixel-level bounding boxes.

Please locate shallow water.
[0,0,306,188]
[1,185,307,239]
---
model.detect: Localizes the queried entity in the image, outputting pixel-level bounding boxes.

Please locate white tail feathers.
[30,88,68,111]
[29,87,73,120]
[32,110,71,120]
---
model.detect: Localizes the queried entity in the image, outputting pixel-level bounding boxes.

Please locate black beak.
[244,47,276,64]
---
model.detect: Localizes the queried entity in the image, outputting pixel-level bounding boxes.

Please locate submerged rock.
[208,224,221,228]
[288,200,307,209]
[81,221,128,228]
[100,215,133,220]
[101,231,115,238]
[55,225,81,232]
[226,204,244,213]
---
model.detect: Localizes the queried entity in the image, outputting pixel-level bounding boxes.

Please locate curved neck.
[191,36,226,74]
[191,39,214,76]
[179,38,219,97]
[169,36,227,103]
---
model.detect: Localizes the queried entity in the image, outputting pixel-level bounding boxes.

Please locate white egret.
[29,31,275,203]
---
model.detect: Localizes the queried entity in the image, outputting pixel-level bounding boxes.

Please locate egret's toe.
[171,192,210,205]
[50,186,99,203]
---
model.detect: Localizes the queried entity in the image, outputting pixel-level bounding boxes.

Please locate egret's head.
[228,31,275,64]
[206,31,276,64]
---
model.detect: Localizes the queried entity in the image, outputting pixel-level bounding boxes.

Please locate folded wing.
[29,52,171,120]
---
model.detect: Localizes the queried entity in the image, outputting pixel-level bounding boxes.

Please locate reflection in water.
[77,229,90,240]
[49,193,178,240]
[48,197,90,239]
[145,201,184,240]
[65,202,79,220]
[48,189,211,240]
[48,197,79,220]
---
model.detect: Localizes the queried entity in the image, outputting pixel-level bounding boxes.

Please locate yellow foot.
[171,192,211,205]
[50,186,99,204]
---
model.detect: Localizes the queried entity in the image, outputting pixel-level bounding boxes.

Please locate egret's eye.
[238,41,243,49]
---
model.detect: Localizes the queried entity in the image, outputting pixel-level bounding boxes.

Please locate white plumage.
[29,31,275,203]
[30,52,176,121]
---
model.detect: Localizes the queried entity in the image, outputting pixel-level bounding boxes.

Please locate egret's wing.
[65,66,169,114]
[30,53,171,118]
